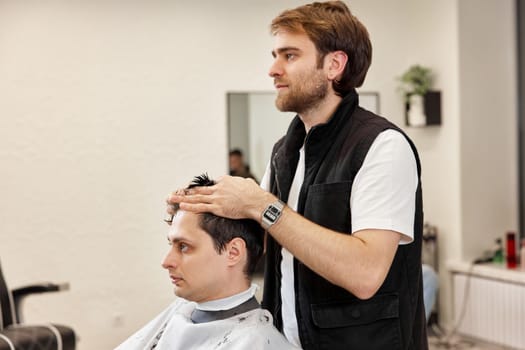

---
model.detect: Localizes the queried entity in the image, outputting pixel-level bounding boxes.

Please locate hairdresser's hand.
[167,175,276,220]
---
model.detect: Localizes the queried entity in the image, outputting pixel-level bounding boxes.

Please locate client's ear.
[225,237,246,267]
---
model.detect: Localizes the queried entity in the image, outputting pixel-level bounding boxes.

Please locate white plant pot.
[407,94,427,127]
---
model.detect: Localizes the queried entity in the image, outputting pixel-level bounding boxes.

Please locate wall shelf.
[405,90,442,127]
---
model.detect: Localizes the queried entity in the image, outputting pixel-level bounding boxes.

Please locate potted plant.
[399,64,433,97]
[398,65,437,126]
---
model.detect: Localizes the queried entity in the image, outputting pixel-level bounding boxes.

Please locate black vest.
[261,91,428,350]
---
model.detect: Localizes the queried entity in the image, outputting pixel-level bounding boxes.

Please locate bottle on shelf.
[506,231,517,269]
[492,238,504,264]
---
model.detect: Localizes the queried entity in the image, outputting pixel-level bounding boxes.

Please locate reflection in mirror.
[227,91,380,183]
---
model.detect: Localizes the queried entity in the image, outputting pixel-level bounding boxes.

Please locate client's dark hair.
[187,174,264,277]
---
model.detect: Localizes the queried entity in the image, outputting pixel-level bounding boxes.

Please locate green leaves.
[398,65,433,97]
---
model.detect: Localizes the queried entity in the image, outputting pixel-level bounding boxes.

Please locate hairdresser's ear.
[325,50,348,81]
[226,237,246,267]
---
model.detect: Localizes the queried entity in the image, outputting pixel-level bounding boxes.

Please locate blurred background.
[0,0,520,349]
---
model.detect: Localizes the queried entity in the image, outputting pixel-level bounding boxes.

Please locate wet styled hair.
[271,1,372,95]
[187,174,264,277]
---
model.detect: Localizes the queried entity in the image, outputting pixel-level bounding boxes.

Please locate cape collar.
[190,296,260,324]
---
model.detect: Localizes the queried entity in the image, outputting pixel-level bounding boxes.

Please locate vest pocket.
[303,181,352,232]
[311,293,401,350]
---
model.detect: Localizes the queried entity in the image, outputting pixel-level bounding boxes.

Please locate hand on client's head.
[165,182,199,223]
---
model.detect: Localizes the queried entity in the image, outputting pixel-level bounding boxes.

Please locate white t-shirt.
[260,129,418,347]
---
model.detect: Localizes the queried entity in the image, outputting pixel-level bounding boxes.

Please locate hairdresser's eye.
[286,53,296,61]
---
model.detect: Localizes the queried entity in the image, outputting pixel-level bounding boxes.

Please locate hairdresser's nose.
[269,58,284,78]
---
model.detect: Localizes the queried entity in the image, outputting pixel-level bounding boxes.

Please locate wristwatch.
[261,200,285,230]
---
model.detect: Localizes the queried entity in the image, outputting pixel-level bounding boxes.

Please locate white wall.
[0,1,517,348]
[458,0,518,261]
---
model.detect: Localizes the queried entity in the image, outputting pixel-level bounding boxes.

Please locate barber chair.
[0,260,76,350]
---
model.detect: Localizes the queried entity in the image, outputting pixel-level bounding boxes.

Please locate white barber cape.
[115,297,297,350]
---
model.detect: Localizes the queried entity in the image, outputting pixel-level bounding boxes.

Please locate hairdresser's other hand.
[167,175,275,220]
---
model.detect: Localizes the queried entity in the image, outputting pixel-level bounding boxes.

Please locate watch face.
[264,206,280,222]
[262,201,283,229]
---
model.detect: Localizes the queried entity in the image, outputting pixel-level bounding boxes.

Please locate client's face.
[161,210,230,303]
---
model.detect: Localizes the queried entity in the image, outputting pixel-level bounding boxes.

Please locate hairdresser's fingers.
[179,202,219,214]
[172,193,214,205]
[166,196,176,212]
[166,199,180,216]
[167,188,189,204]
[186,185,216,195]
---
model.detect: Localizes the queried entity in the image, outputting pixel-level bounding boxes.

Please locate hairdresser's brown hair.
[271,1,372,96]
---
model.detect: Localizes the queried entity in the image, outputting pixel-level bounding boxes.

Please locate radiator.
[453,272,525,349]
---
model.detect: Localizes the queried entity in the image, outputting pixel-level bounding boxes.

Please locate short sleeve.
[350,130,418,244]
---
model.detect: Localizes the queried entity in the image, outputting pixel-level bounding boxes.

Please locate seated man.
[116,174,296,350]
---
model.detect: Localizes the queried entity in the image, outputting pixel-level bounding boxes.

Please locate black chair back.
[0,261,15,329]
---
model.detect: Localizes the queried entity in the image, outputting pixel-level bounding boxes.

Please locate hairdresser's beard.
[275,68,329,115]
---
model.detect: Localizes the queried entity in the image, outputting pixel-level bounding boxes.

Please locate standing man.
[169,2,427,349]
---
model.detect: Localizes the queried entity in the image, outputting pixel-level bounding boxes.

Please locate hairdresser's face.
[161,211,229,303]
[269,30,329,115]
